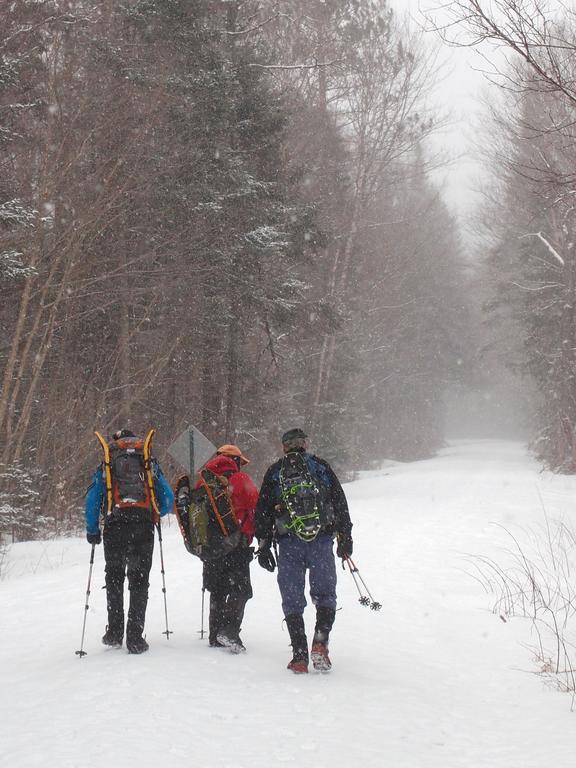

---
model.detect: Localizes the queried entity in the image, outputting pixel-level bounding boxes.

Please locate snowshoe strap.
[198,470,232,537]
[143,429,160,524]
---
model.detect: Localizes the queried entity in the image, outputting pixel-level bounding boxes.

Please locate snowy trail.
[2,440,576,768]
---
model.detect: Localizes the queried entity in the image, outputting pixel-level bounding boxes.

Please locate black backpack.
[174,469,242,561]
[95,430,160,523]
[109,442,148,506]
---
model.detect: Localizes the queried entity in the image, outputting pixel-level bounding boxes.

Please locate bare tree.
[424,0,576,104]
[453,1,576,469]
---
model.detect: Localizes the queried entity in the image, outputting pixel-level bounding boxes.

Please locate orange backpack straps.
[198,469,239,535]
[95,429,159,521]
[94,431,113,514]
[199,471,229,536]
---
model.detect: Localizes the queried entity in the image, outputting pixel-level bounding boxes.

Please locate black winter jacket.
[254,450,352,542]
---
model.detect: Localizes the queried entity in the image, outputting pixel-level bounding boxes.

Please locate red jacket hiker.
[190,449,260,652]
[195,454,259,543]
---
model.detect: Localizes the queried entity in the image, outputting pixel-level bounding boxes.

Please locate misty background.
[2,0,575,541]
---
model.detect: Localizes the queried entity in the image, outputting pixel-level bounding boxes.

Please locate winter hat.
[112,429,136,440]
[217,444,250,466]
[281,428,308,449]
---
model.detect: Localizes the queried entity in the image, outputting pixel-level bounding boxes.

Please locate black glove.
[87,531,101,545]
[336,532,353,559]
[256,539,276,572]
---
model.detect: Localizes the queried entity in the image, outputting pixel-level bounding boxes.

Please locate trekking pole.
[75,544,96,657]
[343,555,369,606]
[156,522,173,639]
[199,587,206,639]
[343,555,382,611]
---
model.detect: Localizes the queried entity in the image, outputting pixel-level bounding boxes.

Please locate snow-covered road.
[1,440,575,768]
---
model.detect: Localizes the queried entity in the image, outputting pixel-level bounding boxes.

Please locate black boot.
[209,594,227,647]
[313,606,335,645]
[102,626,123,647]
[126,635,149,654]
[285,614,308,673]
[311,607,335,671]
[217,595,248,654]
[105,577,124,646]
[126,589,149,654]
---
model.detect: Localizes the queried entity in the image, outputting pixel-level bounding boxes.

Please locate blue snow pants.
[277,533,337,616]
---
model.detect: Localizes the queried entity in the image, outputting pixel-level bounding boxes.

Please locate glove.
[175,477,190,513]
[256,539,276,572]
[86,531,101,545]
[176,491,190,514]
[336,532,353,559]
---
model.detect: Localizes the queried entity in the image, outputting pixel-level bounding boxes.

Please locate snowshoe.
[311,642,331,672]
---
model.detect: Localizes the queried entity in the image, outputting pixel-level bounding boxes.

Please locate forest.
[2,0,576,541]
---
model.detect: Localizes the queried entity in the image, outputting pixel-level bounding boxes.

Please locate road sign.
[168,425,217,475]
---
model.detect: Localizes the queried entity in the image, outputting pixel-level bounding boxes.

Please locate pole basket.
[359,595,370,607]
[344,555,381,612]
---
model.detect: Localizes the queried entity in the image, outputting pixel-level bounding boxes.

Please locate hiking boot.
[287,649,309,674]
[209,594,227,649]
[311,642,331,672]
[126,635,149,655]
[102,627,123,647]
[313,607,335,644]
[216,630,246,654]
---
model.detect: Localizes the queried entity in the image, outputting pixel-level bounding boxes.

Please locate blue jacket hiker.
[255,428,353,674]
[84,429,174,654]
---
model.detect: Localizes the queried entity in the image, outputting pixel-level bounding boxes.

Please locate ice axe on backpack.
[342,555,382,611]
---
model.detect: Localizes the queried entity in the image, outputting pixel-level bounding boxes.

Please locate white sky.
[393,0,496,230]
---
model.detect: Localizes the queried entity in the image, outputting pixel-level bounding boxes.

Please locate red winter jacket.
[196,455,259,543]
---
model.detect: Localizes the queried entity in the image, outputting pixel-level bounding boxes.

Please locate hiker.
[176,444,259,653]
[255,428,353,673]
[84,429,174,654]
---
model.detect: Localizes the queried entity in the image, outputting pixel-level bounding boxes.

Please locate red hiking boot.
[287,649,309,674]
[311,642,331,672]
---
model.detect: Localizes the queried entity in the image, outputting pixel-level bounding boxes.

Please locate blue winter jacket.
[85,461,174,536]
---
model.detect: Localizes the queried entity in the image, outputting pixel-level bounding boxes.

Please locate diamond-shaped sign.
[168,425,217,475]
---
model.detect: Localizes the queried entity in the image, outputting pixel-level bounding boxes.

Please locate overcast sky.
[394,0,495,229]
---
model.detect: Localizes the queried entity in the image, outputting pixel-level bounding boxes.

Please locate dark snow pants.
[277,533,337,616]
[103,518,155,641]
[203,544,253,642]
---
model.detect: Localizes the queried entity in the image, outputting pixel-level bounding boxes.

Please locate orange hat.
[216,444,250,465]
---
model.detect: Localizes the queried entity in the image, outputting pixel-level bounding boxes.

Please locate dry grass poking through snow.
[467,516,576,701]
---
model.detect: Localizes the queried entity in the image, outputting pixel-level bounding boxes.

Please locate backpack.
[276,452,324,542]
[95,430,160,523]
[174,469,242,561]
